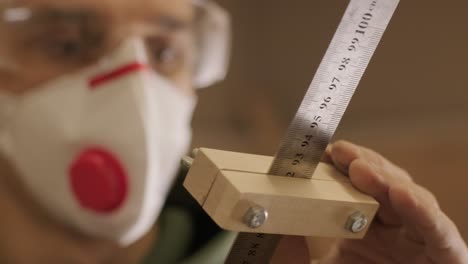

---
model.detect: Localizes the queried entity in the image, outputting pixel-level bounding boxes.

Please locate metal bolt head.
[346,212,369,233]
[181,148,200,170]
[244,206,268,229]
[191,148,200,158]
[181,156,194,169]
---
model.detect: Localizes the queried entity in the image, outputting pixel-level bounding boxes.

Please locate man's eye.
[37,27,105,65]
[18,21,107,67]
[42,37,85,59]
[146,36,185,76]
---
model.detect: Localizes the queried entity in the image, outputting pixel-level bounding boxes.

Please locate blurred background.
[192,0,468,245]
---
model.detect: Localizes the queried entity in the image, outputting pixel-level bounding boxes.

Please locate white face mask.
[0,39,196,245]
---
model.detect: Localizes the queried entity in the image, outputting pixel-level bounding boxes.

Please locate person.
[0,0,466,263]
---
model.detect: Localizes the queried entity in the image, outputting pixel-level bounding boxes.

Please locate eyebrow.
[2,3,196,40]
[10,6,193,31]
[14,7,100,24]
[157,15,191,31]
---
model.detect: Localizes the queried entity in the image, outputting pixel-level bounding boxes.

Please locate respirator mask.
[0,0,230,246]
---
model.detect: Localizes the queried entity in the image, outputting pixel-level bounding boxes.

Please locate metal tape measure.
[225,0,400,263]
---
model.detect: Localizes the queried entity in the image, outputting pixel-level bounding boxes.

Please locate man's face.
[0,1,197,262]
[0,0,195,94]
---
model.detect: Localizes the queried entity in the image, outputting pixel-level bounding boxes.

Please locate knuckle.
[399,168,412,179]
[333,140,351,147]
[361,146,386,167]
[418,185,439,206]
[393,166,414,182]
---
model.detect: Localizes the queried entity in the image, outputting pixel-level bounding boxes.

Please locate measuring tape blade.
[225,233,281,264]
[269,0,400,179]
[226,0,400,263]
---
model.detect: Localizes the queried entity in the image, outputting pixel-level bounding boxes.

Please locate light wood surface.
[184,148,378,239]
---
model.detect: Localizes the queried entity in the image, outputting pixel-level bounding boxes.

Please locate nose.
[69,147,128,213]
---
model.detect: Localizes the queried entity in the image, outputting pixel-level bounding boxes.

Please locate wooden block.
[183,148,379,239]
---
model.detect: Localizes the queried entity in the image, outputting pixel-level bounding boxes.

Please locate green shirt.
[143,167,237,264]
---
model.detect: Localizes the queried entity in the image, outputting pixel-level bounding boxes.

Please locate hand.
[319,141,468,264]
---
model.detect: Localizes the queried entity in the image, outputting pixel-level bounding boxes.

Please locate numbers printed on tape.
[225,233,281,264]
[269,0,400,180]
[226,0,400,263]
[287,2,377,177]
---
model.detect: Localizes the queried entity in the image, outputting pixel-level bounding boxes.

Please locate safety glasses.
[0,0,229,89]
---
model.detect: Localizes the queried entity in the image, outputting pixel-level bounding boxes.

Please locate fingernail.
[332,156,349,174]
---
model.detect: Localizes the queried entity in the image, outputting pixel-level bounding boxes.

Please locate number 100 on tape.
[269,0,400,179]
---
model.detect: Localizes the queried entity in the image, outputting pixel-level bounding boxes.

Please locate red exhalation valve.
[70,148,128,213]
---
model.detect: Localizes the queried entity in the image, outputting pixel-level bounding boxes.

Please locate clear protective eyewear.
[0,0,230,90]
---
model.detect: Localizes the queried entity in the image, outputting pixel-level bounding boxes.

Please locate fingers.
[328,140,468,264]
[320,145,333,164]
[331,141,412,183]
[346,159,402,225]
[389,182,441,244]
[329,140,411,225]
[389,182,468,263]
